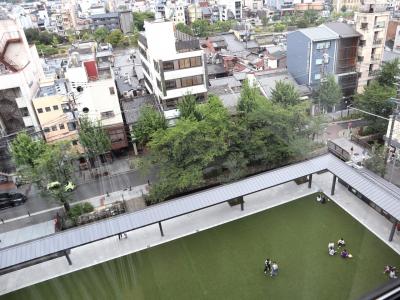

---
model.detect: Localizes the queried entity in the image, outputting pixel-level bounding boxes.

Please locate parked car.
[0,192,27,209]
[47,181,76,192]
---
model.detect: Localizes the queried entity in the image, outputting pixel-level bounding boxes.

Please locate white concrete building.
[138,21,208,112]
[244,0,264,11]
[218,0,242,20]
[0,15,45,137]
[355,0,389,93]
[164,0,188,24]
[64,42,128,150]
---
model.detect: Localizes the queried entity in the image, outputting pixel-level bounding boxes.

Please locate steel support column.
[158,221,164,237]
[240,200,244,211]
[308,174,313,188]
[65,250,72,265]
[389,221,398,242]
[331,175,337,196]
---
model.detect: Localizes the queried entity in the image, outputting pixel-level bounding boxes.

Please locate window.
[190,56,202,67]
[181,77,193,87]
[316,41,331,50]
[157,79,162,91]
[61,103,71,112]
[53,105,59,110]
[67,121,77,131]
[20,107,29,117]
[315,58,322,65]
[43,127,50,133]
[59,123,65,130]
[165,79,177,90]
[314,73,321,80]
[51,125,57,131]
[37,108,43,114]
[100,111,115,119]
[45,107,51,112]
[179,58,191,69]
[109,87,115,95]
[163,61,175,71]
[193,75,203,85]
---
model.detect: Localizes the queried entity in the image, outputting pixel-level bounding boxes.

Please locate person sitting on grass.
[383,265,393,274]
[338,238,346,248]
[389,269,398,279]
[340,249,352,259]
[270,262,279,277]
[329,247,336,256]
[264,259,271,275]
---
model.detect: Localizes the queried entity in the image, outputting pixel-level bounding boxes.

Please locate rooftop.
[322,22,361,38]
[121,94,157,125]
[90,12,120,19]
[297,27,339,42]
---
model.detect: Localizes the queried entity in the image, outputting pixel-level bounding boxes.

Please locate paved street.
[0,165,157,223]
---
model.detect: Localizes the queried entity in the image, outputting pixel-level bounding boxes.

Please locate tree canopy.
[132,105,167,146]
[78,116,111,159]
[317,75,342,112]
[270,81,300,107]
[10,132,46,169]
[377,58,400,88]
[132,12,155,31]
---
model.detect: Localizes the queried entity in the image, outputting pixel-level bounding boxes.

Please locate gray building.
[287,27,339,88]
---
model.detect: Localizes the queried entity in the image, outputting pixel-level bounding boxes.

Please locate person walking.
[270,262,279,277]
[264,258,272,274]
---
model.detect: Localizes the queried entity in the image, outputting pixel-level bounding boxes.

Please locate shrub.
[68,202,94,221]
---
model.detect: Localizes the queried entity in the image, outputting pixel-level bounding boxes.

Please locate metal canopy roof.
[1,154,400,270]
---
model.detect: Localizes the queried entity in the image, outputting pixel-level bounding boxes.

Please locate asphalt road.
[0,168,157,223]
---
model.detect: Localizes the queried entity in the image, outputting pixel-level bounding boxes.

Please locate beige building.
[355,0,389,93]
[32,80,83,153]
[333,0,361,12]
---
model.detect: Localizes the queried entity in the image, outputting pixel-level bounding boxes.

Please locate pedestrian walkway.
[0,171,398,295]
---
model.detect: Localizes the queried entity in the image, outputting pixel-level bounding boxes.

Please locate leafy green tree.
[377,58,400,88]
[146,96,230,202]
[132,105,167,146]
[10,132,46,169]
[93,27,109,43]
[133,12,155,31]
[261,16,269,27]
[34,142,75,187]
[355,81,396,132]
[24,28,40,43]
[106,29,124,46]
[317,75,342,112]
[178,94,200,119]
[212,20,235,33]
[237,80,265,113]
[273,23,286,32]
[309,114,327,141]
[78,116,111,163]
[176,23,193,35]
[341,5,347,12]
[270,80,300,107]
[82,32,92,41]
[364,144,386,176]
[192,19,210,37]
[304,10,319,24]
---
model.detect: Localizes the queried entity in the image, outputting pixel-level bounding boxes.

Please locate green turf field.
[2,194,400,300]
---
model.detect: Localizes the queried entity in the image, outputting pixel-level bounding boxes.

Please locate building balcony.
[368,70,379,77]
[359,4,388,13]
[370,55,380,62]
[138,34,147,49]
[360,23,368,30]
[15,97,27,108]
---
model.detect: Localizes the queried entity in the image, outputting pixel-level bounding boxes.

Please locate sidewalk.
[0,172,399,295]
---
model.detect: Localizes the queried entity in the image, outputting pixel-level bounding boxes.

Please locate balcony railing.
[373,39,382,45]
[374,22,385,29]
[359,4,388,13]
[138,33,147,48]
[370,55,380,62]
[368,70,379,77]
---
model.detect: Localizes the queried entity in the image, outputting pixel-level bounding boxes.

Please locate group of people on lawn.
[384,265,398,279]
[328,238,352,258]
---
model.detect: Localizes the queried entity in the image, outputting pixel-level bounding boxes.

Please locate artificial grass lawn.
[2,194,400,300]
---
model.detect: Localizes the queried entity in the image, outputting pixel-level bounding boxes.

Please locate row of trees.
[134,81,325,203]
[176,20,237,37]
[11,117,111,211]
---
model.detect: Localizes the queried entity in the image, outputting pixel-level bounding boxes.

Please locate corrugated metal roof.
[298,27,339,41]
[1,154,400,270]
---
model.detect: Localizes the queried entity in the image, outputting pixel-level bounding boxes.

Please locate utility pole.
[383,113,397,177]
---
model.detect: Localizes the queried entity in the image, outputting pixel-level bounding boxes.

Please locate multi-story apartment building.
[322,22,360,99]
[138,21,208,112]
[332,0,361,12]
[355,0,389,92]
[32,79,82,153]
[218,0,242,20]
[90,12,121,31]
[64,42,128,151]
[287,27,338,88]
[0,14,45,169]
[165,0,188,24]
[244,0,264,10]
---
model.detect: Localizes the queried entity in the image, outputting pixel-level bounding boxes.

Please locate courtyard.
[1,194,399,300]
